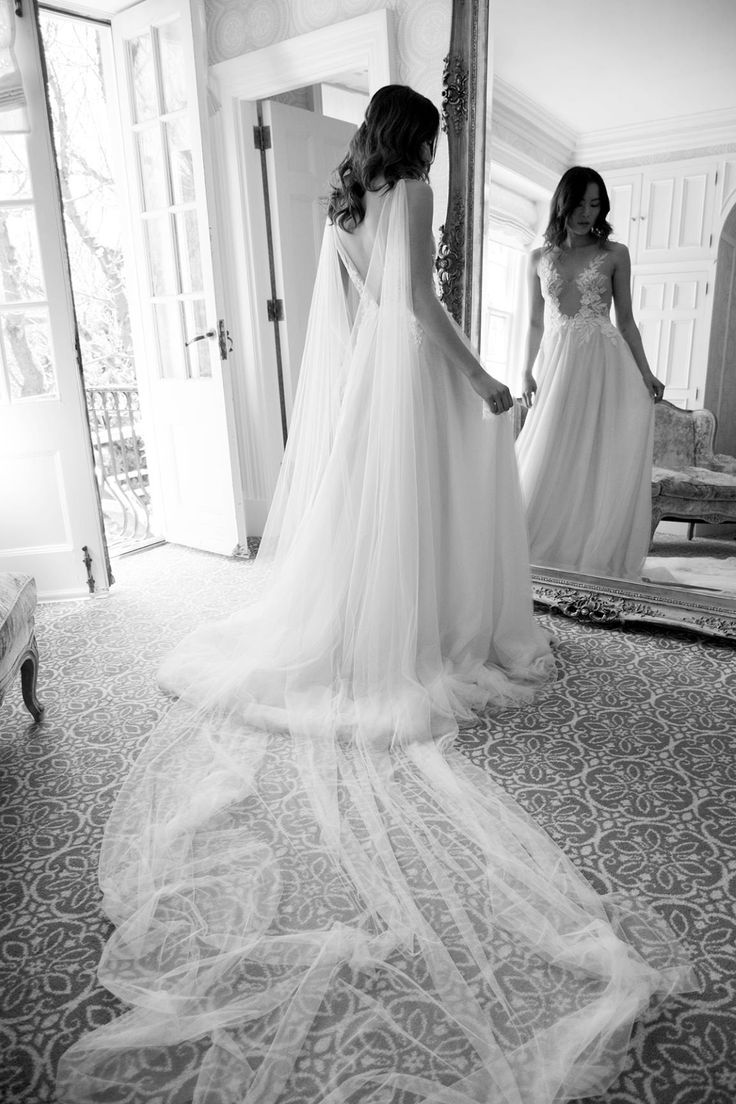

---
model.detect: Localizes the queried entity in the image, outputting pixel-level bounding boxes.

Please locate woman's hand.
[474,372,513,415]
[522,372,537,408]
[642,372,665,402]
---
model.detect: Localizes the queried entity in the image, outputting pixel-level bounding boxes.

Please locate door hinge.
[267,298,284,322]
[218,319,232,359]
[253,124,272,151]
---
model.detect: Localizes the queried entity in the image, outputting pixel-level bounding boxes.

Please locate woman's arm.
[522,249,545,407]
[406,180,513,414]
[611,244,665,402]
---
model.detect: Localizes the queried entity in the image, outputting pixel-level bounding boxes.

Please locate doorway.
[257,82,367,444]
[209,10,395,534]
[38,8,160,556]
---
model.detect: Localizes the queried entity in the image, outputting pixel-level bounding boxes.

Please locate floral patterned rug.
[1,543,735,1103]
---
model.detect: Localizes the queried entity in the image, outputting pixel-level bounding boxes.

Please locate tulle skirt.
[516,319,654,580]
[56,188,693,1104]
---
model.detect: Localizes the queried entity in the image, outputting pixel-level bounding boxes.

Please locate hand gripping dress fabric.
[516,250,655,580]
[56,184,693,1104]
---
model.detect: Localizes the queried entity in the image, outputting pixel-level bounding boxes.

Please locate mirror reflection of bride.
[516,167,666,581]
[57,93,693,1104]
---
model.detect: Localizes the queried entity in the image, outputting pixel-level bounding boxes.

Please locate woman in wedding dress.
[57,91,691,1104]
[516,167,665,580]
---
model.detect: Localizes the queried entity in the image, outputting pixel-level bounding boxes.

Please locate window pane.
[153,300,185,378]
[484,310,511,372]
[175,209,202,293]
[0,208,45,302]
[184,298,211,378]
[137,125,168,211]
[158,19,186,114]
[0,135,31,201]
[128,33,158,123]
[144,215,177,295]
[2,309,58,400]
[165,117,194,204]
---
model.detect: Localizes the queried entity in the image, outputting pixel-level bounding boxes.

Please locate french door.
[111,0,242,554]
[0,4,108,599]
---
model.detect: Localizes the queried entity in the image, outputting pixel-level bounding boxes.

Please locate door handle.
[185,330,216,347]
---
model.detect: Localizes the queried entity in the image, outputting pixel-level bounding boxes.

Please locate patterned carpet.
[1,544,735,1104]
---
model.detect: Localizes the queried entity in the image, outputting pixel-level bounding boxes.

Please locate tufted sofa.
[0,574,44,722]
[651,400,736,540]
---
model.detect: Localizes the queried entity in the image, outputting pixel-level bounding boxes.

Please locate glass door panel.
[112,0,240,553]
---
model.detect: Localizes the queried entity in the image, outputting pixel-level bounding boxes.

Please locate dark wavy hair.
[544,166,613,250]
[327,85,440,231]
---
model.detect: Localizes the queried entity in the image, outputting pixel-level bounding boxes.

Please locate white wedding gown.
[516,249,654,580]
[57,183,691,1104]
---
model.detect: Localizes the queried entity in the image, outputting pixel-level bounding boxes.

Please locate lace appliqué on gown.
[541,251,621,346]
[338,237,424,348]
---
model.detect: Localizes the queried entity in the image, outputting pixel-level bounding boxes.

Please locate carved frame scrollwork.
[437,0,487,341]
[532,568,736,641]
[446,0,736,641]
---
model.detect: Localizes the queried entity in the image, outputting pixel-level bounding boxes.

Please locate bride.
[57,86,691,1104]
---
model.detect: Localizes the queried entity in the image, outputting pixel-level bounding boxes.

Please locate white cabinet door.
[606,160,718,263]
[607,174,642,251]
[0,6,108,599]
[111,0,242,555]
[633,266,714,408]
[638,163,717,263]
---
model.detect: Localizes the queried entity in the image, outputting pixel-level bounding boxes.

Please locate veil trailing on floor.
[57,182,692,1104]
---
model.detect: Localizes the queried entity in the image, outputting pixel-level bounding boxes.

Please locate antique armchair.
[651,400,736,540]
[0,573,44,722]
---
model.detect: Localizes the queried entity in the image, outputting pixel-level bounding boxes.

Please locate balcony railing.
[86,386,157,552]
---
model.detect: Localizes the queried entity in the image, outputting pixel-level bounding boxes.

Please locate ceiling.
[490,0,736,134]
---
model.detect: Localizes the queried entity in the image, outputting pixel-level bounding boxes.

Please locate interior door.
[0,4,108,600]
[111,0,241,554]
[262,100,356,418]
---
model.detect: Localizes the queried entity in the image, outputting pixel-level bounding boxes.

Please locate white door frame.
[210,11,396,535]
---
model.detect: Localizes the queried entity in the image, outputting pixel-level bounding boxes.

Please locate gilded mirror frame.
[439,0,736,642]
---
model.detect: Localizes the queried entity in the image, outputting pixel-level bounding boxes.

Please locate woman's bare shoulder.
[402,179,434,225]
[605,239,630,259]
[402,178,433,204]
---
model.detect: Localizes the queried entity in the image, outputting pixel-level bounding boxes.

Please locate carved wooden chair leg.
[649,510,662,546]
[20,636,44,721]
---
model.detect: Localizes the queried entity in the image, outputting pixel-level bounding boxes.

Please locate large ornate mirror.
[442,0,736,640]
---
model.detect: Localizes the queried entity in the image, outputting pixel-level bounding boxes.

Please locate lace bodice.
[540,250,620,344]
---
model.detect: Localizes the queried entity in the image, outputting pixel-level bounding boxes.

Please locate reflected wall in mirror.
[468,0,736,638]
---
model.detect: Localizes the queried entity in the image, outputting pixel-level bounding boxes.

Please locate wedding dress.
[516,249,654,580]
[57,183,691,1104]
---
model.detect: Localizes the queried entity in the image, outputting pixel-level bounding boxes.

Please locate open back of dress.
[57,182,691,1104]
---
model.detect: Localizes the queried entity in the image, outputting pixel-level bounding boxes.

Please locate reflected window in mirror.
[480,237,527,394]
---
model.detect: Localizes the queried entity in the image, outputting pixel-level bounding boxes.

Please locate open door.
[110,0,242,554]
[0,3,109,600]
[261,98,357,423]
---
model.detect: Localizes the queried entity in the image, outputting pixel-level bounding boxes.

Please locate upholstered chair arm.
[709,453,736,474]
